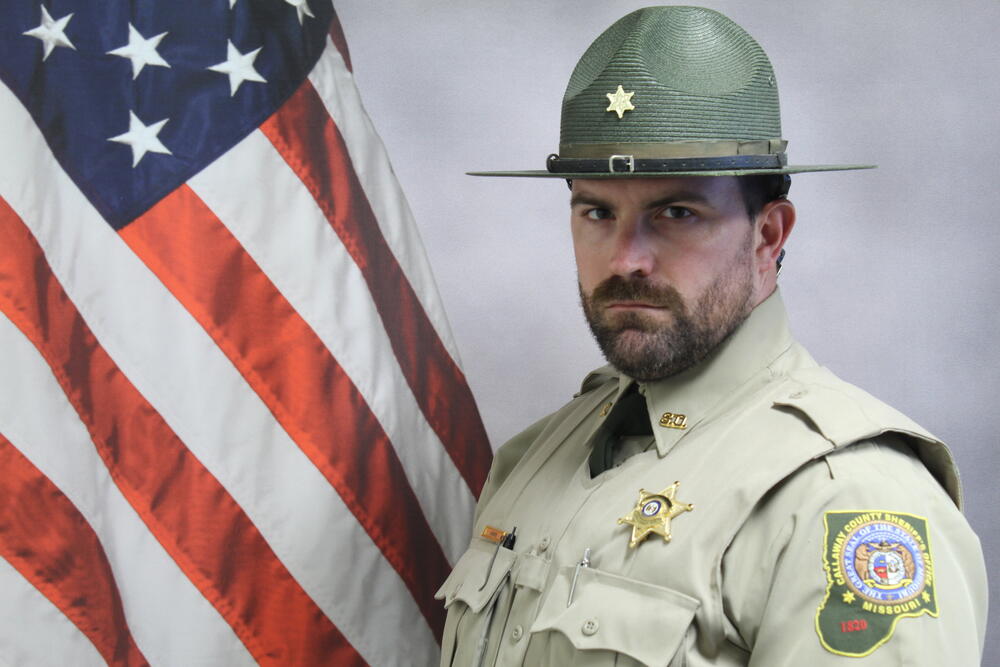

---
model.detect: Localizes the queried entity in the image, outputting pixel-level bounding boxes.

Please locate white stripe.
[0,85,437,664]
[188,128,475,563]
[0,315,255,667]
[0,555,106,667]
[310,36,466,367]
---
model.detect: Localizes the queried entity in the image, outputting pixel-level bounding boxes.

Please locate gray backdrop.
[337,1,997,661]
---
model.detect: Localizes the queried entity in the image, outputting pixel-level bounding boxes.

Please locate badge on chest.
[618,481,694,548]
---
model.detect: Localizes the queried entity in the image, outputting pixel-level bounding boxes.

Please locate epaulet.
[772,366,962,508]
[774,367,937,446]
[575,364,617,397]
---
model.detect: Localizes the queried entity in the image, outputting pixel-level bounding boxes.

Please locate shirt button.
[510,625,524,642]
[581,618,599,636]
[538,536,551,552]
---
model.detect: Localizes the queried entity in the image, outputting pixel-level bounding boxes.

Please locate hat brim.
[468,164,875,178]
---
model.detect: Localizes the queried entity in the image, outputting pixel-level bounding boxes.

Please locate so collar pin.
[618,481,693,548]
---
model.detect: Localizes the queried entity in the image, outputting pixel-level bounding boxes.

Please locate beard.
[579,251,755,382]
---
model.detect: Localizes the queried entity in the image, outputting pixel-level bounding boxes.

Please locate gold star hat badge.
[605,84,635,119]
[618,481,693,548]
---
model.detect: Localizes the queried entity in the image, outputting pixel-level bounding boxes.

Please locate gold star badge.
[842,591,856,604]
[618,481,693,548]
[605,85,636,119]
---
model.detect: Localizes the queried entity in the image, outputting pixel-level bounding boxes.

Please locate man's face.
[571,176,759,382]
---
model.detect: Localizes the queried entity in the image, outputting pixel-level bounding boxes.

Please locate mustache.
[588,275,685,310]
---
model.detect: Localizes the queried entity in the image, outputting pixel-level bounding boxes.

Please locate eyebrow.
[569,190,713,210]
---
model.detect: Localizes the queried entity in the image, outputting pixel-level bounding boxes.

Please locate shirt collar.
[629,289,794,457]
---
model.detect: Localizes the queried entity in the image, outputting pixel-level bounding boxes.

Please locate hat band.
[559,139,788,159]
[547,153,788,174]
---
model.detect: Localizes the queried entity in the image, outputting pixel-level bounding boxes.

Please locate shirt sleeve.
[721,436,988,666]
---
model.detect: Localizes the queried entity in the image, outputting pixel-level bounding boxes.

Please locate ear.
[752,197,796,299]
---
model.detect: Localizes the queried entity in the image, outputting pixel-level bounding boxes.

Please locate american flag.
[0,2,492,664]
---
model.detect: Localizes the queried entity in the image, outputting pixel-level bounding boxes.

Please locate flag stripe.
[0,308,256,667]
[118,184,449,638]
[307,37,465,368]
[187,128,474,562]
[260,81,492,496]
[328,10,353,72]
[0,553,108,666]
[0,198,364,666]
[0,432,148,666]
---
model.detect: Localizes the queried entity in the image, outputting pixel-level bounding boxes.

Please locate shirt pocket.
[528,564,699,667]
[435,539,517,666]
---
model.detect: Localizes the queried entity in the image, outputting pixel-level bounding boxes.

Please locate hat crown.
[560,6,782,152]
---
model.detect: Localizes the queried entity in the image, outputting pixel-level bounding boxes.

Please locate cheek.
[655,256,705,300]
[662,231,751,296]
[573,250,604,294]
[570,227,605,291]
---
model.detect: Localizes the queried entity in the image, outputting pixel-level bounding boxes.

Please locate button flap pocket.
[530,566,699,667]
[434,539,517,613]
[512,551,549,592]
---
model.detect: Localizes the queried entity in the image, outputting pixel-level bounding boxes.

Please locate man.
[435,6,987,665]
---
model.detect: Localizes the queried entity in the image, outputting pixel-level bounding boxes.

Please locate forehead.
[569,176,743,206]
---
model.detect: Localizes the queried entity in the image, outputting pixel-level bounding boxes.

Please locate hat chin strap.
[547,152,787,174]
[551,138,788,174]
[558,139,788,159]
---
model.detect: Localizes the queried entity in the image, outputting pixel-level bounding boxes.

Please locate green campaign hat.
[471,6,873,178]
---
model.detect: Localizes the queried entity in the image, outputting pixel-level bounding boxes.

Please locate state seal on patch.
[816,510,937,657]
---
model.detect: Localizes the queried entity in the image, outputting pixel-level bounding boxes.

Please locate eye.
[660,205,693,219]
[584,208,613,221]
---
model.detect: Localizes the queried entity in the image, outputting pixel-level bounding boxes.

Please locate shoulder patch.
[815,510,938,657]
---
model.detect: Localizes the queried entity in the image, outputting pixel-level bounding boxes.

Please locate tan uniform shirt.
[437,293,987,666]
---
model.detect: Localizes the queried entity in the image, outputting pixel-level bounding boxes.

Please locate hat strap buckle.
[608,154,635,173]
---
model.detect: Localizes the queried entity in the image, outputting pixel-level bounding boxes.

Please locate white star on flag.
[285,0,315,24]
[23,7,75,61]
[208,41,267,96]
[107,24,170,80]
[108,111,172,167]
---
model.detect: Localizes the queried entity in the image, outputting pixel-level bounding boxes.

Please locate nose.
[608,218,655,278]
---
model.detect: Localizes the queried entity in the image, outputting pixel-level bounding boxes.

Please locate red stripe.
[260,81,493,497]
[119,185,450,639]
[329,9,353,72]
[0,432,148,666]
[0,198,365,666]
